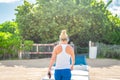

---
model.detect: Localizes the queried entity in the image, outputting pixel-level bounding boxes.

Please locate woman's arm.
[69,46,75,70]
[48,47,57,71]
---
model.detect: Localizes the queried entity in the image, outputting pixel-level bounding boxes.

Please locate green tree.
[0,21,21,59]
[15,0,35,41]
[15,0,120,46]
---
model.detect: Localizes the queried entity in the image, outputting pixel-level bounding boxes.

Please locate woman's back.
[55,44,73,55]
[55,44,71,69]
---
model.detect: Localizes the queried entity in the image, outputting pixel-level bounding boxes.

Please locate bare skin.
[48,40,75,73]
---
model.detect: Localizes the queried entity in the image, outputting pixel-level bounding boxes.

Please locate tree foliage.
[15,0,120,46]
[0,21,21,59]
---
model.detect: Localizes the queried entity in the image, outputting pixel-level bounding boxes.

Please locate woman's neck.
[60,41,68,44]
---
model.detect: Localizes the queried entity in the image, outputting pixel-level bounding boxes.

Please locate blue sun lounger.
[42,55,89,80]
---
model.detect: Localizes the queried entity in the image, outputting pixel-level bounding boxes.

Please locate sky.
[0,0,120,24]
[0,0,36,24]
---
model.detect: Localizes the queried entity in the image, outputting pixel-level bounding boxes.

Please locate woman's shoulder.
[54,44,62,54]
[54,44,73,49]
[67,44,73,49]
[54,44,62,49]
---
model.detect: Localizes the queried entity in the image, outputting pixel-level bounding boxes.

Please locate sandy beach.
[0,58,120,80]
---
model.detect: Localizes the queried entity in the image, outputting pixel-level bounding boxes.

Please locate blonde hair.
[59,30,69,41]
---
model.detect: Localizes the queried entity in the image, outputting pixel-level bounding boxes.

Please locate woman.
[48,30,75,80]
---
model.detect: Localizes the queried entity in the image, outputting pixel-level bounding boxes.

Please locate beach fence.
[19,42,89,59]
[19,44,55,59]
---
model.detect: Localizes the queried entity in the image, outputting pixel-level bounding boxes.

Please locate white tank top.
[55,44,71,69]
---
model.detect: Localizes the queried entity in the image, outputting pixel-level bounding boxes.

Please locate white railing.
[19,44,55,59]
[30,44,55,54]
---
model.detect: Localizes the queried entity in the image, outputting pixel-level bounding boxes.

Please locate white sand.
[0,58,120,80]
[88,59,120,80]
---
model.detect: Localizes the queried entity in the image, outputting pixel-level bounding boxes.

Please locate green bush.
[76,46,89,54]
[96,42,120,59]
[23,40,34,52]
[0,21,21,59]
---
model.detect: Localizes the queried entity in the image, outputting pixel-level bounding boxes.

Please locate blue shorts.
[54,69,71,80]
